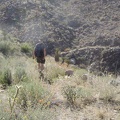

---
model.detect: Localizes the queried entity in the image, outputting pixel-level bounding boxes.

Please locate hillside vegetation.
[0,0,120,74]
[0,1,120,119]
[0,33,120,120]
[0,0,120,46]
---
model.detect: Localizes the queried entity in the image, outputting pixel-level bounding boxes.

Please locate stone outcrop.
[61,46,120,74]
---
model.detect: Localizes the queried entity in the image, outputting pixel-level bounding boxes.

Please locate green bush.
[16,83,48,109]
[62,86,93,108]
[0,68,12,85]
[0,41,11,55]
[14,67,28,83]
[45,65,65,84]
[21,43,32,55]
[62,85,80,105]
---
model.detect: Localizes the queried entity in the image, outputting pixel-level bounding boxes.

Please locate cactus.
[55,48,60,62]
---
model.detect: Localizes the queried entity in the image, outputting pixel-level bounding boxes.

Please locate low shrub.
[62,85,93,108]
[21,43,32,55]
[0,41,11,55]
[99,86,116,103]
[0,68,12,85]
[62,85,80,105]
[45,65,65,84]
[15,83,49,110]
[14,67,28,83]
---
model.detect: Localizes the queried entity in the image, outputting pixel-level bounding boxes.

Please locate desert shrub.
[21,43,32,55]
[3,68,12,85]
[0,41,11,55]
[76,87,93,106]
[14,67,28,83]
[16,83,48,109]
[62,85,80,105]
[0,68,12,85]
[62,85,93,108]
[99,86,116,103]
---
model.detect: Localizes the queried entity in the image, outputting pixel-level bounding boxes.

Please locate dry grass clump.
[43,57,66,84]
[91,76,119,103]
[99,86,117,103]
[62,84,94,110]
[14,67,29,84]
[93,107,116,120]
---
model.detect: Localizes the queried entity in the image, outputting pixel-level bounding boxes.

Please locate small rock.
[65,70,74,76]
[81,74,92,80]
[81,74,88,81]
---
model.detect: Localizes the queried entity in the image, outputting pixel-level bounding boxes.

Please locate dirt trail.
[41,62,84,120]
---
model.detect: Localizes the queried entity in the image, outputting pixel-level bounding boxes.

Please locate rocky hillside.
[0,0,120,73]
